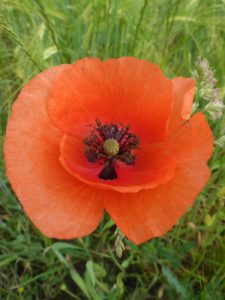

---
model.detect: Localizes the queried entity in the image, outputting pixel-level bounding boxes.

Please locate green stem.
[0,16,42,71]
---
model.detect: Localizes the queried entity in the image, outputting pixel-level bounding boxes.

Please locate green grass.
[1,0,225,299]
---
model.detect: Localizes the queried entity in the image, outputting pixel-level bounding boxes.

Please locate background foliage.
[0,0,225,299]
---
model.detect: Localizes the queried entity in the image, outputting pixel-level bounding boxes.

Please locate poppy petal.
[103,113,214,244]
[4,66,104,239]
[168,77,195,134]
[48,57,173,143]
[60,133,176,193]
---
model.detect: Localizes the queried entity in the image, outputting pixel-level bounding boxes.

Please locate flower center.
[84,120,139,180]
[103,138,120,156]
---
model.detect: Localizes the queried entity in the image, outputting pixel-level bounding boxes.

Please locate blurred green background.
[0,0,225,299]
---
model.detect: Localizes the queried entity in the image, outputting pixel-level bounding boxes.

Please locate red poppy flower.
[4,57,213,244]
